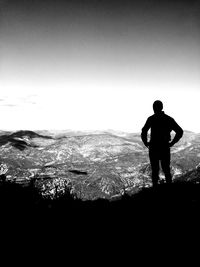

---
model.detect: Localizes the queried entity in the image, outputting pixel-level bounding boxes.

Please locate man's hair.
[153,100,163,113]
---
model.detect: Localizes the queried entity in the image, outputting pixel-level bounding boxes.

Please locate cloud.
[0,95,38,108]
[1,104,17,107]
[21,100,37,105]
[18,95,38,105]
[27,101,36,105]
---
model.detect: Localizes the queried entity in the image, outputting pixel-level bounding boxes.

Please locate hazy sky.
[0,0,200,132]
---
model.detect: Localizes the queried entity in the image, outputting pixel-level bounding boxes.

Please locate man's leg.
[161,150,172,184]
[149,151,160,187]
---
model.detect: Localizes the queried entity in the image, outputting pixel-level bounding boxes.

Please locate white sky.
[0,0,199,133]
[0,40,199,133]
[0,77,199,133]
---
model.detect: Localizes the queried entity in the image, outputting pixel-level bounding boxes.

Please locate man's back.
[141,111,183,147]
[148,112,177,144]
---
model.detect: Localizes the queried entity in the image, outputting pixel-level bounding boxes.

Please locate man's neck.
[154,111,164,115]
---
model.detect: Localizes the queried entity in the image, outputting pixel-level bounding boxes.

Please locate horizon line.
[0,128,198,134]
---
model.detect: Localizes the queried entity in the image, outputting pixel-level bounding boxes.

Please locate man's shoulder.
[147,114,155,120]
[148,113,172,119]
[163,113,175,122]
[149,112,175,122]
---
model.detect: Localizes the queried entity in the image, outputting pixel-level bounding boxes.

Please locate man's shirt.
[141,111,183,147]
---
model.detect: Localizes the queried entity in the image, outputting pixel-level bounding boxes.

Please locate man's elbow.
[141,126,147,135]
[180,128,184,137]
[141,129,146,139]
[178,128,184,139]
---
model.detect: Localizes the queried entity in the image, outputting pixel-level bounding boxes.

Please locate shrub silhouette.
[1,179,200,222]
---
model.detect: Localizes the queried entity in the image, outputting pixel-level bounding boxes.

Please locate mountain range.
[0,129,200,200]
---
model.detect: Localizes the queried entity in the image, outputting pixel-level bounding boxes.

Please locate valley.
[0,129,200,200]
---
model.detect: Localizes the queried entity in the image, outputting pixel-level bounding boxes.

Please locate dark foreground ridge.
[1,180,200,226]
[1,179,200,257]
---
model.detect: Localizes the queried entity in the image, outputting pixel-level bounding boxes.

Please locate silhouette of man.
[141,100,183,187]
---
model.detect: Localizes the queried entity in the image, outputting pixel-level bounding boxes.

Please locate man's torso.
[148,112,173,146]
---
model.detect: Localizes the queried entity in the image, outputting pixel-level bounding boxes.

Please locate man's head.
[153,100,163,114]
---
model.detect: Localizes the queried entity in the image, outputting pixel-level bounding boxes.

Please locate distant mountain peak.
[9,130,52,140]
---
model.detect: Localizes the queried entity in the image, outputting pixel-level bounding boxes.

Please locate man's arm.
[141,117,151,148]
[169,119,184,147]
